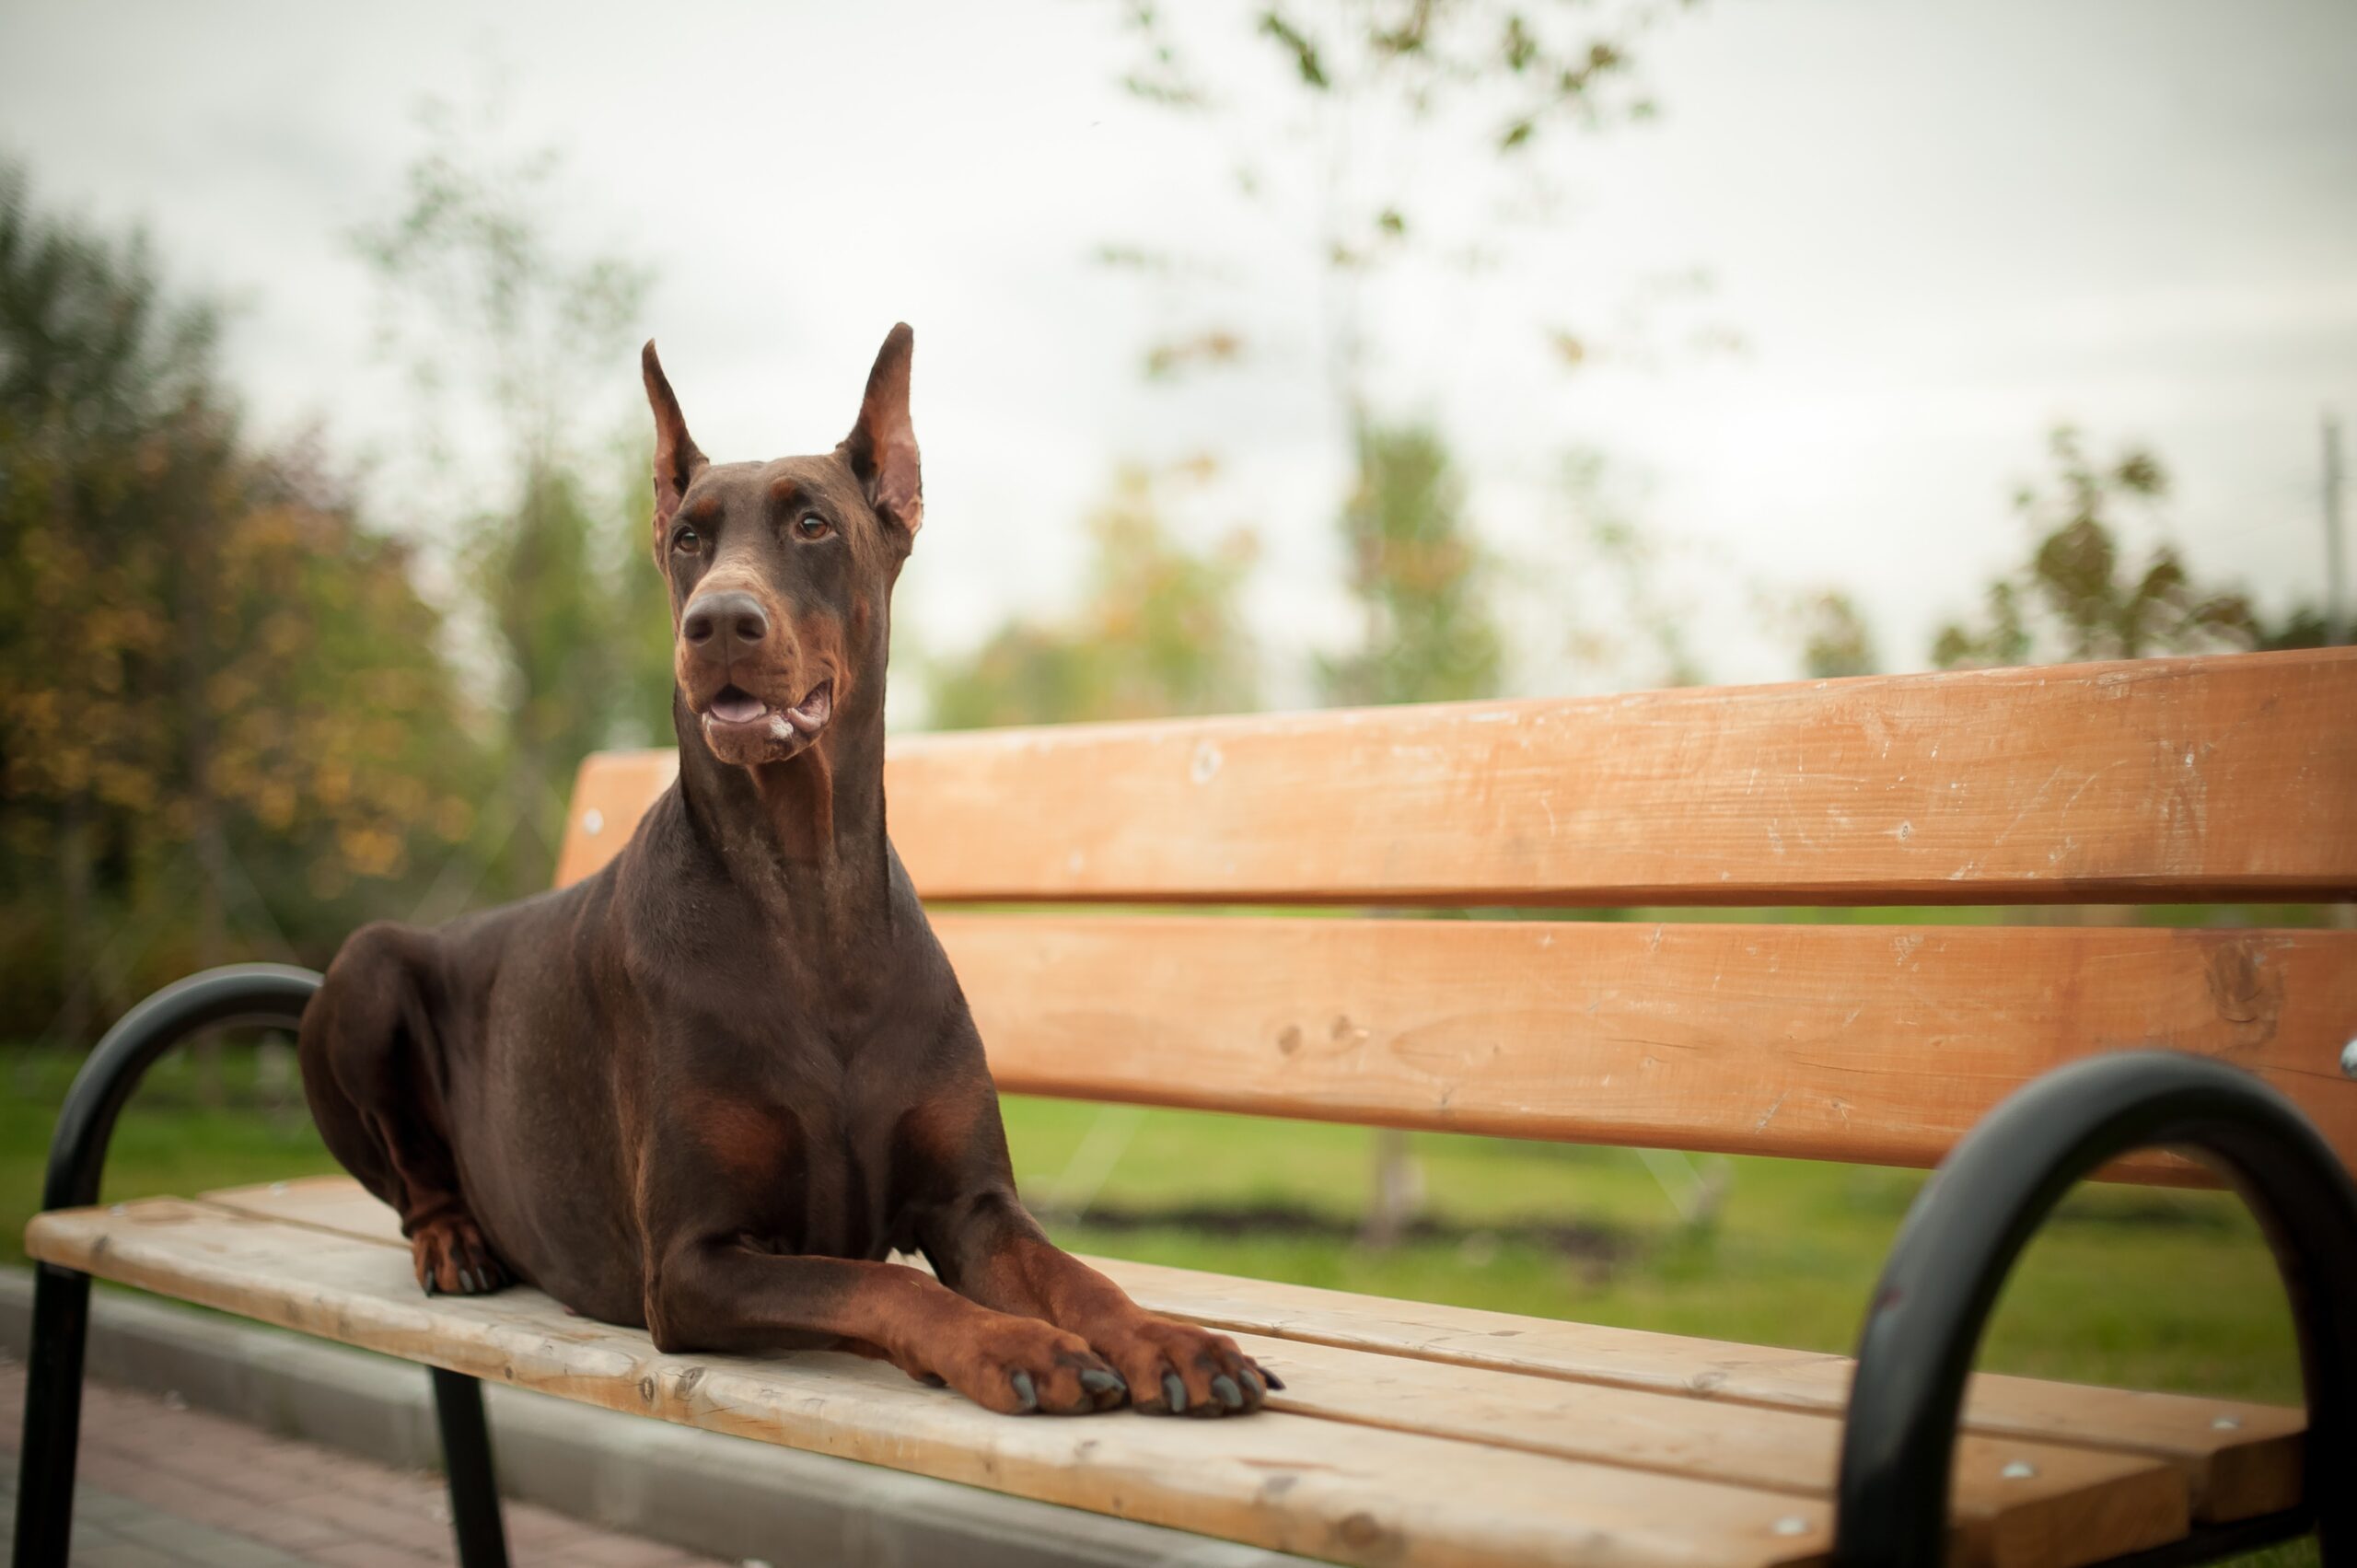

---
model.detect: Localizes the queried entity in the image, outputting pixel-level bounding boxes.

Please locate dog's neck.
[670,687,893,943]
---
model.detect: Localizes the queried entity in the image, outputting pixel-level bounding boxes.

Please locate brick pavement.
[0,1361,726,1568]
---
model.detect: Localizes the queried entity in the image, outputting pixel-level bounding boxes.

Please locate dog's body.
[297,328,1271,1418]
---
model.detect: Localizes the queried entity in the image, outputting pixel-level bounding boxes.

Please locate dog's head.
[641,326,921,768]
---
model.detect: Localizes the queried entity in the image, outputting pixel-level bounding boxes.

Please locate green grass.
[3,1044,338,1257]
[4,1044,2316,1563]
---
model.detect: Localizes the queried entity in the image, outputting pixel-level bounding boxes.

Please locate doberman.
[297,326,1274,1418]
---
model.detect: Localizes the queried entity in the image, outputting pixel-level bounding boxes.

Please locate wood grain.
[552,749,674,889]
[926,914,2357,1178]
[1208,1331,2184,1568]
[198,1178,2293,1531]
[1090,1257,2306,1527]
[30,1197,1841,1568]
[555,651,2357,904]
[184,1181,2179,1565]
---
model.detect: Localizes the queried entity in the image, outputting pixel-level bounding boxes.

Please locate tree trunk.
[175,459,229,1107]
[56,793,95,1045]
[1363,1127,1424,1249]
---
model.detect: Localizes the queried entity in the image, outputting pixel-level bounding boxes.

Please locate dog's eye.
[671,526,701,554]
[795,513,832,540]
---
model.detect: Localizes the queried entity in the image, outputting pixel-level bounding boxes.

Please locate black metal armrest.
[1832,1050,2357,1567]
[15,964,320,1568]
[37,963,321,1212]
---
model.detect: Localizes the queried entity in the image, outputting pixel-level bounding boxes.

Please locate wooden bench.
[18,647,2357,1568]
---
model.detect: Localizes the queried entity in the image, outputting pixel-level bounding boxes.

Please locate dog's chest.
[689,1017,940,1262]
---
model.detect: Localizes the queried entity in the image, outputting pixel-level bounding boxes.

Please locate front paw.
[1087,1314,1280,1417]
[409,1214,509,1297]
[928,1315,1131,1416]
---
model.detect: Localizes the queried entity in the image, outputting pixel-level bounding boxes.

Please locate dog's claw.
[1080,1368,1125,1400]
[423,1277,439,1297]
[1009,1371,1038,1412]
[1161,1373,1187,1413]
[1212,1374,1243,1411]
[1261,1368,1285,1390]
[1241,1369,1266,1400]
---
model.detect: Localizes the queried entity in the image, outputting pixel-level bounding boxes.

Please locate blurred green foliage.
[351,104,673,895]
[1321,424,1504,706]
[0,161,489,1044]
[1110,0,1675,383]
[1,112,669,1045]
[1796,590,1878,679]
[1934,429,2266,669]
[924,462,1260,728]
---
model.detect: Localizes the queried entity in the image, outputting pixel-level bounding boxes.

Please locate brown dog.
[296,326,1274,1418]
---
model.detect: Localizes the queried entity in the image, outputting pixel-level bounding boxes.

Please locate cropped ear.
[842,323,922,543]
[642,341,708,549]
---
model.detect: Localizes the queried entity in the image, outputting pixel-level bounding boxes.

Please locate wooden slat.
[30,1198,1838,1568]
[1104,1260,2305,1528]
[554,749,674,888]
[555,651,2357,904]
[187,1184,2181,1566]
[923,913,2357,1178]
[32,1188,2187,1565]
[200,1178,2294,1528]
[1213,1333,2183,1568]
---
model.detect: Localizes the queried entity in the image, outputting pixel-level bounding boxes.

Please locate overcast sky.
[5,0,2352,711]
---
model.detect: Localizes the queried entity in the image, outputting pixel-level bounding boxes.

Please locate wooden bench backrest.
[554,649,2357,1182]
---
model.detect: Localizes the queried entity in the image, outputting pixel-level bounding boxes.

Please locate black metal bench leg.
[11,1264,93,1568]
[11,965,322,1568]
[431,1368,510,1568]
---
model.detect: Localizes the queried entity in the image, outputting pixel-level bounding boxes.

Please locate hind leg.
[298,922,510,1296]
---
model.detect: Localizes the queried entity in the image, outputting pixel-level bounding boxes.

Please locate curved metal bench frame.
[1835,1050,2357,1566]
[6,967,506,1568]
[14,967,2356,1568]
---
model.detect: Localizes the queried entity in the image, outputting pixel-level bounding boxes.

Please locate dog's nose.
[682,591,769,653]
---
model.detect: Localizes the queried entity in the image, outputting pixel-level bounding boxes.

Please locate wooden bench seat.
[29,1176,2298,1568]
[20,647,2356,1568]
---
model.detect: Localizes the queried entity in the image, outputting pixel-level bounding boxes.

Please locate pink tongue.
[710,692,766,724]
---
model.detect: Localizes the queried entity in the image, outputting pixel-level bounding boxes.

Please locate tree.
[1796,591,1877,679]
[1110,0,1693,411]
[1102,6,1715,1243]
[1108,3,1724,717]
[925,464,1259,729]
[353,106,666,899]
[1320,424,1504,706]
[1541,451,1705,691]
[0,160,217,1038]
[0,162,481,1045]
[1933,429,2258,670]
[1311,424,1508,1245]
[2258,605,2334,650]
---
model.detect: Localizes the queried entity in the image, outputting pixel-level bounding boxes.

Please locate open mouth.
[709,686,766,726]
[703,679,833,738]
